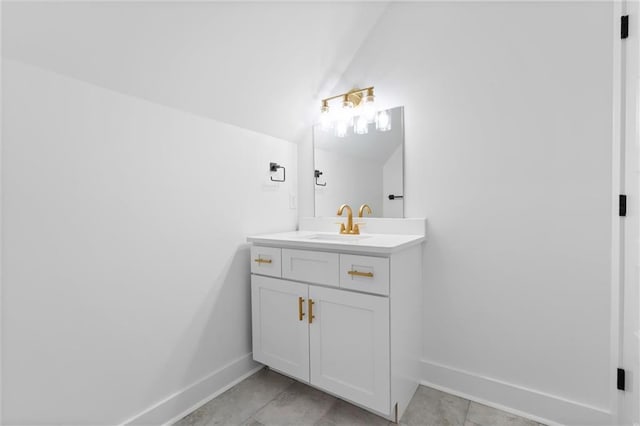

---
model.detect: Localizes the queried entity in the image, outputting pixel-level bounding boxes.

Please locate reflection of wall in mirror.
[383,145,403,218]
[314,148,383,217]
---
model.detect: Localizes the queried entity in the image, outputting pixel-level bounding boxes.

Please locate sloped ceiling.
[2,1,389,142]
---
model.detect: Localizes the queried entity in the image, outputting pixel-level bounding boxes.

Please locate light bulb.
[335,120,348,138]
[354,115,368,135]
[320,101,332,131]
[362,88,376,123]
[376,110,391,132]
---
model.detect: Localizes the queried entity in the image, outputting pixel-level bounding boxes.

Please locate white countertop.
[247,230,425,255]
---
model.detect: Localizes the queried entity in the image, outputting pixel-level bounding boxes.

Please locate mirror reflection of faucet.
[359,204,372,218]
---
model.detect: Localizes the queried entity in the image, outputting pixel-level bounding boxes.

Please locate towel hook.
[314,170,326,187]
[270,162,286,182]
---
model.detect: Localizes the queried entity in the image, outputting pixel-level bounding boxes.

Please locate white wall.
[297,131,315,220]
[1,59,297,425]
[302,2,615,424]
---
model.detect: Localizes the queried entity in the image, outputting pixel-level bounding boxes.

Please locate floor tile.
[175,369,543,426]
[240,419,264,426]
[313,419,336,426]
[466,402,538,426]
[315,398,390,426]
[399,386,469,426]
[174,368,293,426]
[253,381,337,425]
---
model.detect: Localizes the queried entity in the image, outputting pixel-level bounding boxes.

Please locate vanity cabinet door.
[308,286,390,415]
[251,276,309,382]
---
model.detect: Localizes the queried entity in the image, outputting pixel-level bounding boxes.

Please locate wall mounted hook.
[314,170,326,187]
[270,162,286,182]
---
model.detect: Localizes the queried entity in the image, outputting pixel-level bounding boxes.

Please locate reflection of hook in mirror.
[314,170,326,187]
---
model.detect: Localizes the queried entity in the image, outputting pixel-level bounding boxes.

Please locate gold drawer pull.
[298,297,305,321]
[308,299,315,324]
[348,270,374,278]
[254,258,272,264]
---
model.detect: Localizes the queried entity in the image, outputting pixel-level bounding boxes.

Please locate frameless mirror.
[313,106,404,218]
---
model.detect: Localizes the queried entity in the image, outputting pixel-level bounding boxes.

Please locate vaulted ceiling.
[2,1,390,142]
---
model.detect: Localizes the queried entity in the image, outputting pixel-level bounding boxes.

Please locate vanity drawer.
[250,246,282,277]
[282,249,339,287]
[339,254,390,296]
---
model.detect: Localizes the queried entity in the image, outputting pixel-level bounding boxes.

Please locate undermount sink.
[305,233,372,242]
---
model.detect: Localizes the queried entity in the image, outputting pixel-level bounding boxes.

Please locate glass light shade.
[320,108,332,131]
[376,110,391,132]
[339,97,355,126]
[354,115,369,135]
[362,93,376,123]
[335,120,348,138]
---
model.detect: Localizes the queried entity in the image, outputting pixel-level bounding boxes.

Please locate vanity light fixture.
[319,100,332,131]
[361,88,376,123]
[336,94,355,135]
[319,86,391,137]
[340,94,355,122]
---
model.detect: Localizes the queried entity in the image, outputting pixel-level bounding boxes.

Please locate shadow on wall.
[146,243,256,417]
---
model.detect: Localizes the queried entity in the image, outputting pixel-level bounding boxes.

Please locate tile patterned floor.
[175,368,546,426]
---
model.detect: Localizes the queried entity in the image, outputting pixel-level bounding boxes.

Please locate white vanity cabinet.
[248,228,424,423]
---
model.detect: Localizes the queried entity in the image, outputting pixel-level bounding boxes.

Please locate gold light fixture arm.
[321,86,374,107]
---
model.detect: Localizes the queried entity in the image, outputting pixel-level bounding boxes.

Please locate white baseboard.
[120,355,613,426]
[420,359,613,426]
[122,353,262,426]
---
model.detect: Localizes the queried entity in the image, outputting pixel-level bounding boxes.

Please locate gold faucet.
[337,204,360,235]
[358,204,372,218]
